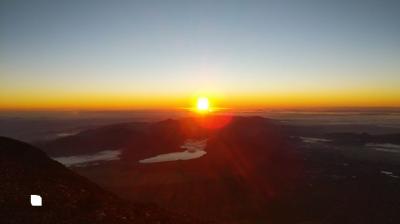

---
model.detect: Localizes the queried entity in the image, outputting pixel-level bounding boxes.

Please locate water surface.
[139,139,207,163]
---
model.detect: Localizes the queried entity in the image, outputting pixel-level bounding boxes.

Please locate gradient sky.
[1,0,400,110]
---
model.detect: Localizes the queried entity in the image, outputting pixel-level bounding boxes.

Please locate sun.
[196,97,210,113]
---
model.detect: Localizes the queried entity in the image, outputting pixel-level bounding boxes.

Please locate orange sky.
[1,1,400,111]
[1,87,399,111]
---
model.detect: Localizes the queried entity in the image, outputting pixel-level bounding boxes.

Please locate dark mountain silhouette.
[111,117,302,222]
[39,116,302,222]
[38,122,150,157]
[0,137,208,224]
[37,116,400,223]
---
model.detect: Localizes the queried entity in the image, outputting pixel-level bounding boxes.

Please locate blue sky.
[1,0,399,109]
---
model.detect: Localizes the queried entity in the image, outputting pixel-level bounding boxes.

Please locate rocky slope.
[0,136,207,224]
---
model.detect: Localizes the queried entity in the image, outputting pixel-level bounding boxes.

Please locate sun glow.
[196,97,210,113]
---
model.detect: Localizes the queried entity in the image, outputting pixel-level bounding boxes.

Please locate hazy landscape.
[1,110,400,223]
[1,0,400,223]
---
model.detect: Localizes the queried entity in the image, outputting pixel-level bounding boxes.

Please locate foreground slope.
[0,137,206,224]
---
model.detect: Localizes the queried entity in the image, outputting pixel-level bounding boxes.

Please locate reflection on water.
[139,139,207,163]
[300,137,331,144]
[366,143,400,153]
[55,132,80,138]
[53,150,121,167]
[381,170,400,178]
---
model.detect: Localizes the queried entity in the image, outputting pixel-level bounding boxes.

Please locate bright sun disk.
[196,97,210,112]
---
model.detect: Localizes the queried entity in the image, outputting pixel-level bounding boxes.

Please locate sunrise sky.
[1,0,400,110]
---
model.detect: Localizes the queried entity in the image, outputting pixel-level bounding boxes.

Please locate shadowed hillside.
[0,137,208,224]
[37,116,400,223]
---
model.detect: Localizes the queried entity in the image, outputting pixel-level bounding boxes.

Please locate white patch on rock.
[30,195,42,206]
